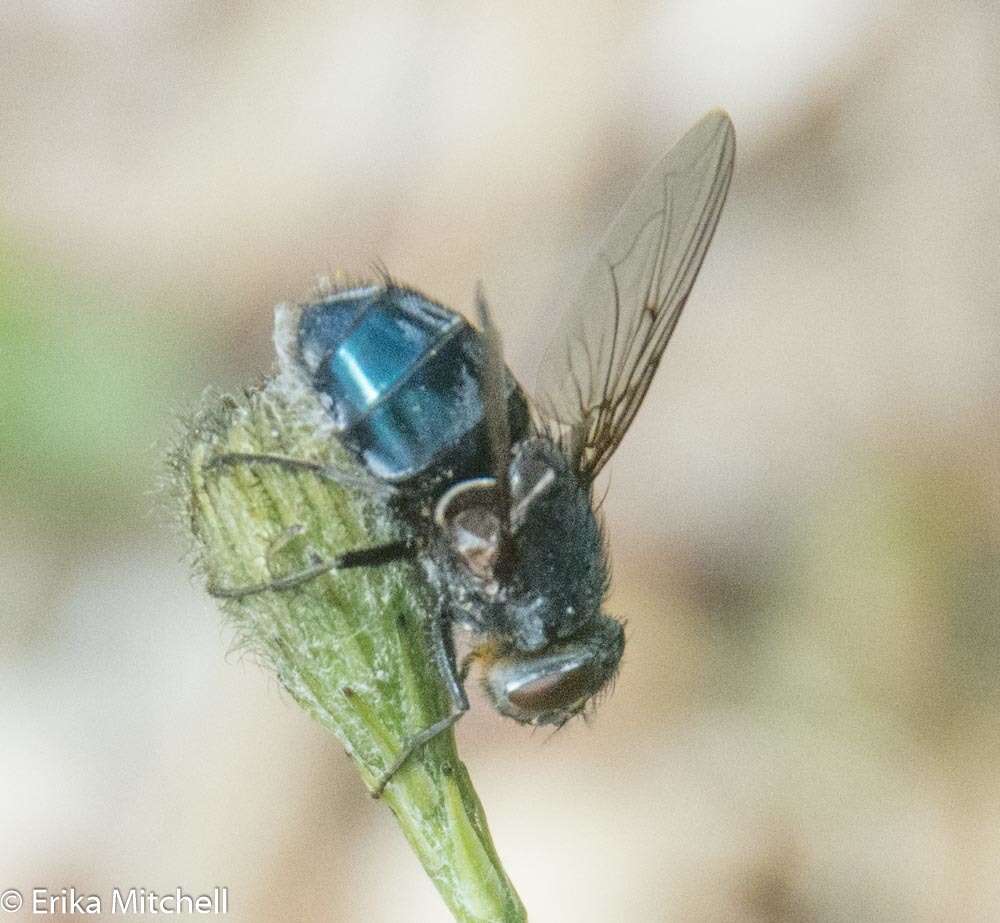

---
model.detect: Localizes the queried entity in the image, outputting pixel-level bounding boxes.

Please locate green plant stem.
[172,383,526,923]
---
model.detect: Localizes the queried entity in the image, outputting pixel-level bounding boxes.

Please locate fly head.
[476,611,624,726]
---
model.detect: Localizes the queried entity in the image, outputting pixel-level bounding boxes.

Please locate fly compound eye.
[484,653,608,725]
[506,661,602,717]
[481,614,624,725]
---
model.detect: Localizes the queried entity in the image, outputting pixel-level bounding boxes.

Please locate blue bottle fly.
[208,110,735,794]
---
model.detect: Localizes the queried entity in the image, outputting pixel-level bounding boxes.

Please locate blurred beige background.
[3,2,1000,920]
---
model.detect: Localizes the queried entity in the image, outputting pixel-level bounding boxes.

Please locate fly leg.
[207,540,416,598]
[205,450,467,796]
[203,450,407,597]
[372,606,469,798]
[204,451,377,493]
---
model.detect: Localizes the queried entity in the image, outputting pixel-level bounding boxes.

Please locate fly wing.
[536,110,735,483]
[475,287,516,579]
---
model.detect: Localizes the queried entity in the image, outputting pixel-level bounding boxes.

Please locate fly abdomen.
[297,284,529,487]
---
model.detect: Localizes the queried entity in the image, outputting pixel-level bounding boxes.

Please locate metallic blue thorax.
[297,285,529,487]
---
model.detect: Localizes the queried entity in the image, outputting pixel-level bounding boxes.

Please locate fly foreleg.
[371,606,469,798]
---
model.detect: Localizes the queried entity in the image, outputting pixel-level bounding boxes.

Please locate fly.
[206,110,735,794]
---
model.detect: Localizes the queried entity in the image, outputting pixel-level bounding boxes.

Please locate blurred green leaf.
[0,247,206,522]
